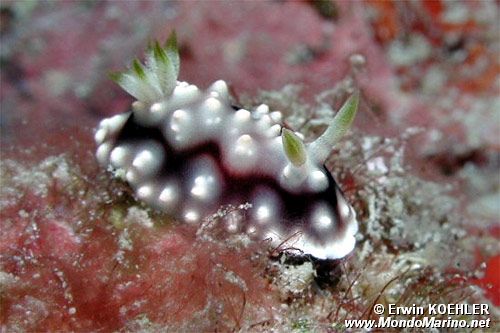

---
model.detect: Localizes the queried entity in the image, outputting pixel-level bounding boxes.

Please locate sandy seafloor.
[0,1,499,332]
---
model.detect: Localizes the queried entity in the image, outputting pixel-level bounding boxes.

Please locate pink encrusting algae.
[0,153,278,331]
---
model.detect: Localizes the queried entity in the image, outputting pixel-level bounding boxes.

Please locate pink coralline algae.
[0,155,277,331]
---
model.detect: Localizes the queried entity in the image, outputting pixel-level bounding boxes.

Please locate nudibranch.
[95,32,359,260]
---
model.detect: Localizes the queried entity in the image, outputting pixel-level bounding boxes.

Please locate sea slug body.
[95,33,359,260]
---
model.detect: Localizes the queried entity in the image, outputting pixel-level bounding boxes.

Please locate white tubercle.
[203,96,222,111]
[94,128,107,145]
[131,142,165,179]
[183,208,201,223]
[199,96,224,132]
[137,183,156,202]
[255,114,273,134]
[226,134,259,174]
[125,169,140,185]
[106,113,130,132]
[251,186,282,226]
[96,142,113,166]
[307,169,329,192]
[95,112,130,145]
[187,155,224,204]
[117,141,165,187]
[157,180,180,211]
[170,83,201,109]
[110,145,133,169]
[233,109,252,126]
[269,111,282,123]
[254,104,269,118]
[310,202,335,232]
[166,109,195,148]
[249,187,283,239]
[149,101,168,122]
[208,80,230,102]
[266,124,282,138]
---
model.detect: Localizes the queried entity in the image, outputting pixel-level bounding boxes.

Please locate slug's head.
[279,92,359,193]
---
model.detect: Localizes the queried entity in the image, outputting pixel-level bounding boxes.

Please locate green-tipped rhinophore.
[307,91,360,163]
[282,128,307,167]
